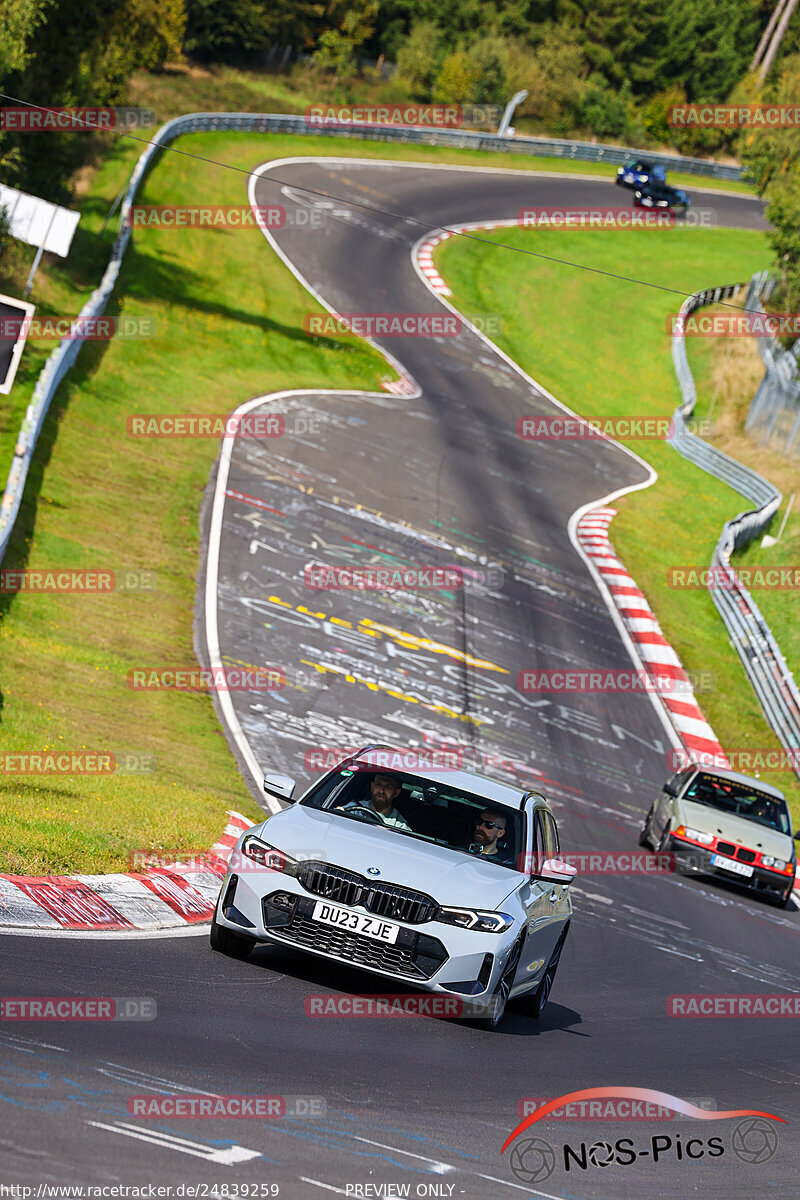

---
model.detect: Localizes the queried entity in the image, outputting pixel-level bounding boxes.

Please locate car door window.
[532,811,548,874]
[542,812,560,860]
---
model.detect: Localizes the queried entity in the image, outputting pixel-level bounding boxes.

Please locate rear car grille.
[262,893,448,980]
[296,861,436,924]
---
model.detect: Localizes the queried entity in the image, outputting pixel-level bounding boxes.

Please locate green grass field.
[436,225,800,821]
[0,131,395,875]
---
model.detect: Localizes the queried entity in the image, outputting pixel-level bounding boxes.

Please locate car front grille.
[716,841,757,864]
[296,861,436,924]
[262,893,448,980]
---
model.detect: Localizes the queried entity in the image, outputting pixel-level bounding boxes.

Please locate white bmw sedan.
[210,747,575,1028]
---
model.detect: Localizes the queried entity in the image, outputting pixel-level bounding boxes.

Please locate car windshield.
[684,773,791,833]
[301,765,524,870]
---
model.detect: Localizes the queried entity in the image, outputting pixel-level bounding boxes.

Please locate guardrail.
[669,277,800,782]
[0,111,749,564]
[742,273,800,457]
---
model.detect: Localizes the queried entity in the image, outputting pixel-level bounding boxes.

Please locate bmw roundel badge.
[367,866,381,876]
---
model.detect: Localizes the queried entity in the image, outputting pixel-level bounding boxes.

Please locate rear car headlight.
[674,825,714,846]
[240,835,298,876]
[761,855,792,873]
[436,906,514,933]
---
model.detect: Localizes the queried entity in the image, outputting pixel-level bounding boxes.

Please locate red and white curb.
[416,232,454,296]
[0,811,252,932]
[576,508,729,768]
[381,369,417,397]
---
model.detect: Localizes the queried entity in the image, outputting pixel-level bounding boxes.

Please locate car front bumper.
[215,868,526,1009]
[670,837,795,901]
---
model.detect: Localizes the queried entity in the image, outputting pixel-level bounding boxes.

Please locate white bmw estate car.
[211,747,575,1028]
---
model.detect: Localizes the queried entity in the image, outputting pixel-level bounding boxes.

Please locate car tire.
[210,903,257,960]
[528,927,568,1020]
[475,937,524,1031]
[657,827,674,853]
[638,808,654,848]
[774,888,794,910]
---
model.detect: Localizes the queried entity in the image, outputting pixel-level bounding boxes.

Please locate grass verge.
[0,131,392,876]
[436,225,799,822]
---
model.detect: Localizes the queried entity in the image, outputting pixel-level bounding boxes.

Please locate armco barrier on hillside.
[668,275,800,783]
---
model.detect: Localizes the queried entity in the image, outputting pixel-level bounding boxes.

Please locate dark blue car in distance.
[616,159,667,188]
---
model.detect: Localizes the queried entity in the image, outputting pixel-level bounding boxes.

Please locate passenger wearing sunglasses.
[470,809,512,862]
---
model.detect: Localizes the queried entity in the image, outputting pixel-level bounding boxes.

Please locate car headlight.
[675,825,714,845]
[761,855,790,872]
[240,835,298,876]
[436,906,514,933]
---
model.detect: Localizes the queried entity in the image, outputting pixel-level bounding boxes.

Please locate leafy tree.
[658,0,761,101]
[184,0,278,61]
[465,35,508,103]
[396,21,444,97]
[741,53,800,312]
[433,49,482,102]
[576,74,632,139]
[4,0,187,200]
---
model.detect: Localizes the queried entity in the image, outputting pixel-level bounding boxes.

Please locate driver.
[470,809,513,863]
[341,772,411,831]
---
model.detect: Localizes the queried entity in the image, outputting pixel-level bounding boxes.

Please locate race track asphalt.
[4,161,797,1198]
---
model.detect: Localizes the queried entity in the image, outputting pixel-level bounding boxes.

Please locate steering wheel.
[345,804,388,826]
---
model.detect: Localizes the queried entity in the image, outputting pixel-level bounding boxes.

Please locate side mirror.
[663,779,679,798]
[535,857,577,885]
[263,773,296,802]
[793,831,800,841]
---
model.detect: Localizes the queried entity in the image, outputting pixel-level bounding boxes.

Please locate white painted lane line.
[345,1133,453,1172]
[298,1179,348,1195]
[86,1121,261,1164]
